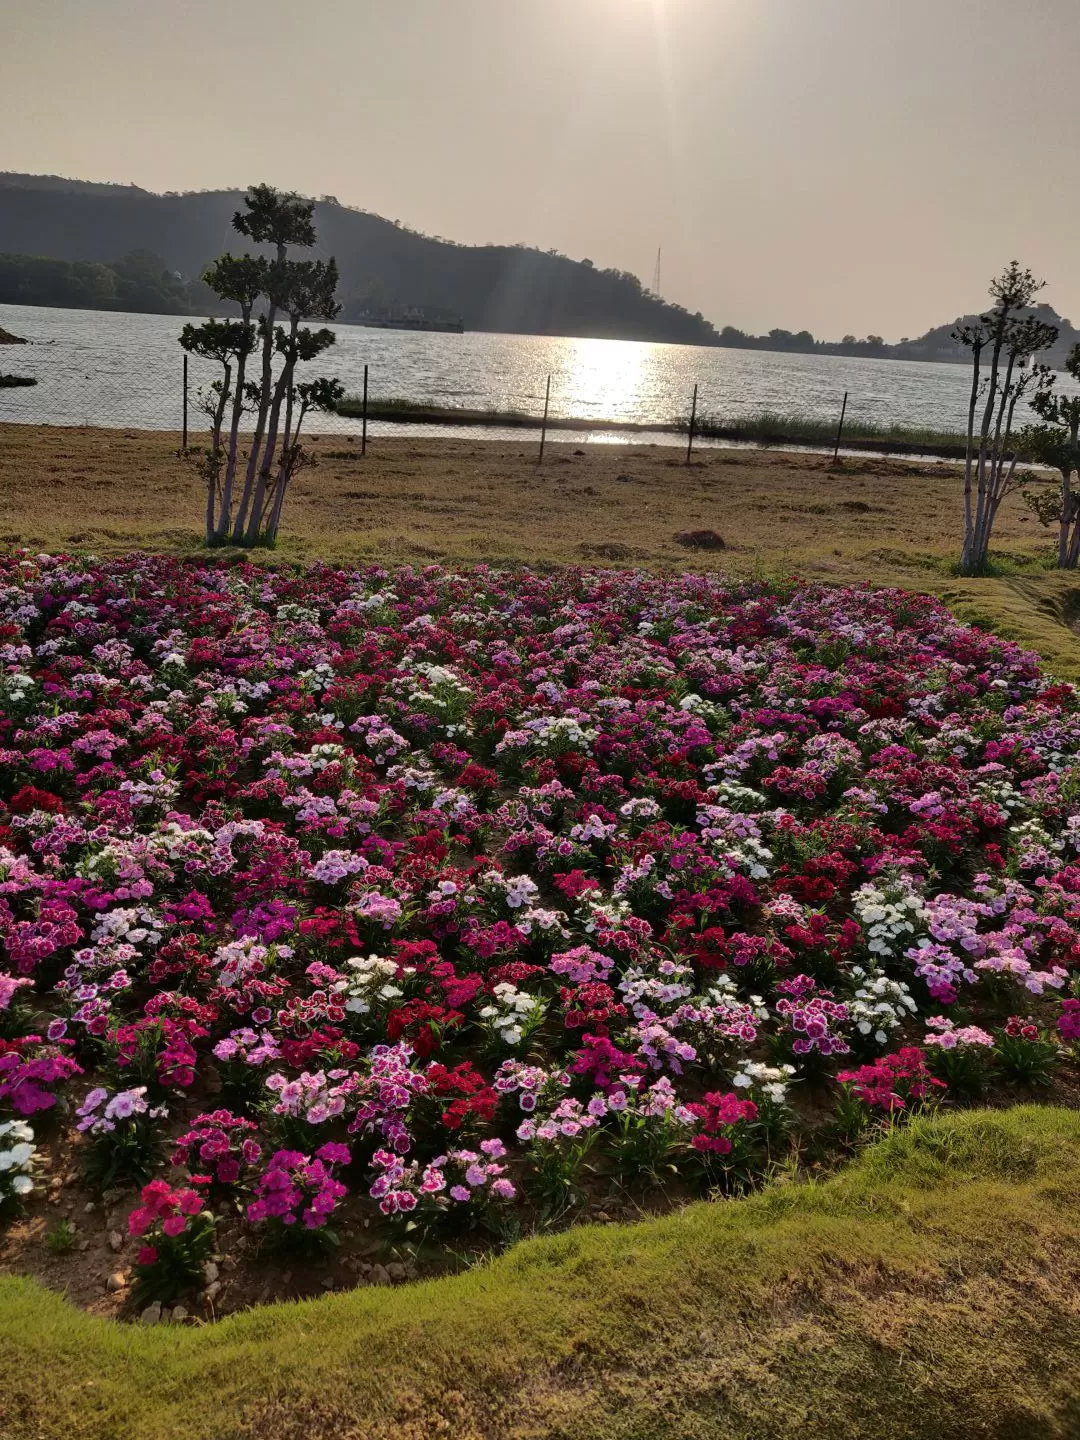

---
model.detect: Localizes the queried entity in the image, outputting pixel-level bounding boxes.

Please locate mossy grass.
[3,1106,1080,1439]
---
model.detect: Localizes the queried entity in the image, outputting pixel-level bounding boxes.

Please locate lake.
[2,302,1075,444]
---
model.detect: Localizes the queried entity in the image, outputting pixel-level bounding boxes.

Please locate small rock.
[221,1255,238,1271]
[139,1302,162,1326]
[385,1262,407,1284]
[674,528,726,551]
[368,1264,391,1286]
[203,1261,219,1283]
[320,1277,335,1290]
[83,1201,96,1214]
[108,1231,123,1253]
[106,1272,128,1293]
[78,1240,90,1253]
[204,1280,222,1302]
[281,1270,292,1286]
[170,1304,188,1324]
[159,1308,172,1325]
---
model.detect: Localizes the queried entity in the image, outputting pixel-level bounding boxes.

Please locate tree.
[179,185,342,547]
[954,262,1058,574]
[1020,344,1080,567]
[177,318,252,541]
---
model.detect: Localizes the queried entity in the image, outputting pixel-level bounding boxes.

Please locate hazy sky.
[4,0,1080,339]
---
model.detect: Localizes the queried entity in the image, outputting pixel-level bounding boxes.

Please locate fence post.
[832,390,848,463]
[538,374,551,465]
[686,383,698,465]
[182,353,188,449]
[361,364,369,457]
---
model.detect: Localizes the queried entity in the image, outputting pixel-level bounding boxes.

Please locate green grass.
[3,1106,1080,1439]
[333,397,971,457]
[689,408,969,456]
[335,394,663,433]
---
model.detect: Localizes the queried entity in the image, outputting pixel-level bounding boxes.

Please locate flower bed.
[1,553,1079,1314]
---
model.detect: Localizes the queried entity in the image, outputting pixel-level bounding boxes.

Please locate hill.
[892,301,1080,365]
[715,303,1080,365]
[3,174,1078,361]
[0,174,718,344]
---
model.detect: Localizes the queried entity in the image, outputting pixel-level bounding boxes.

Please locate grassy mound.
[3,1105,1080,1440]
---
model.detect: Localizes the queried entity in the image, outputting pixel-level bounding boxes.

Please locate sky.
[3,0,1080,340]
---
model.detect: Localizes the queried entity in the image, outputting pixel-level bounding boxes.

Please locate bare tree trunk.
[986,351,1017,499]
[966,326,1008,574]
[245,360,292,543]
[975,383,1022,570]
[280,380,295,458]
[962,341,981,562]
[233,248,285,542]
[1058,470,1072,568]
[1068,505,1080,569]
[217,307,251,542]
[266,399,311,541]
[205,364,230,544]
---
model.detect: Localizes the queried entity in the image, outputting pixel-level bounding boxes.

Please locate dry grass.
[1,423,1078,676]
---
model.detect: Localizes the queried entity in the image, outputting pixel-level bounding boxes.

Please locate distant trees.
[712,325,894,357]
[180,184,343,548]
[0,250,209,313]
[954,262,1058,575]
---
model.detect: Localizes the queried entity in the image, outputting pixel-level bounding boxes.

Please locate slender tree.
[954,263,1058,573]
[179,185,341,547]
[1020,345,1080,567]
[178,317,253,542]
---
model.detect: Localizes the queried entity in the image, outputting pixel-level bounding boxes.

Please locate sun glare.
[557,336,650,422]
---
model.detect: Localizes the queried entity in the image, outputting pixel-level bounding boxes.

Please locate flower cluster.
[0,1118,35,1206]
[246,1144,350,1230]
[172,1109,262,1188]
[837,1047,945,1112]
[0,555,1078,1269]
[128,1177,208,1245]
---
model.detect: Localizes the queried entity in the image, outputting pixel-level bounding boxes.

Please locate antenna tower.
[652,247,661,296]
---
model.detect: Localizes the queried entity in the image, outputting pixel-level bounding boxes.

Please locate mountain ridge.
[2,173,1078,362]
[0,174,718,345]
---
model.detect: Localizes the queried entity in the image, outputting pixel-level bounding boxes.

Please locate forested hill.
[0,174,719,344]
